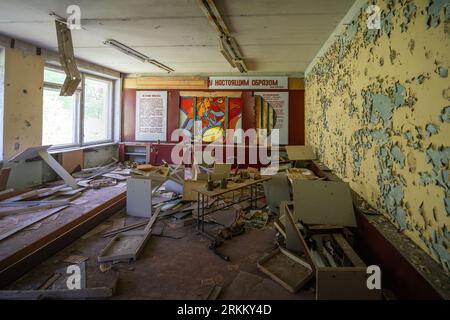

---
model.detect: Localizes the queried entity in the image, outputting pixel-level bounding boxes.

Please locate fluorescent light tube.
[104,39,149,62]
[104,39,174,73]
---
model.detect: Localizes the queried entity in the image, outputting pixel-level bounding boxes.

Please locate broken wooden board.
[283,202,315,268]
[9,145,51,162]
[0,200,69,207]
[10,146,78,189]
[0,202,68,218]
[37,273,61,290]
[292,180,357,227]
[62,255,89,264]
[0,206,69,241]
[3,185,67,202]
[98,209,160,263]
[257,247,313,293]
[285,145,316,160]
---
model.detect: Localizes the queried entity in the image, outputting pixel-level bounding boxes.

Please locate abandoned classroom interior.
[0,0,448,301]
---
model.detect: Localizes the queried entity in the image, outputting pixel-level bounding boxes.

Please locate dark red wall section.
[122,88,304,144]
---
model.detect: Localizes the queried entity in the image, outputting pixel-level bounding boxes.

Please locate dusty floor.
[7,205,315,299]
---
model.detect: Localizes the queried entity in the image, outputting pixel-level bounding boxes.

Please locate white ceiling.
[0,0,355,75]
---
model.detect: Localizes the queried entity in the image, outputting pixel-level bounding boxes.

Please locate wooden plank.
[0,206,69,241]
[9,146,50,162]
[0,192,126,288]
[38,150,78,189]
[283,202,315,269]
[0,203,68,218]
[37,273,61,290]
[0,200,69,207]
[123,76,209,90]
[0,287,113,300]
[3,185,66,202]
[332,234,366,267]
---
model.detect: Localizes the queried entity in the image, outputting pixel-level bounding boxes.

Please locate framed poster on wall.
[135,91,168,141]
[254,91,289,144]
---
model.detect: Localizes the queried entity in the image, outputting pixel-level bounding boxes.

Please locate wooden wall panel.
[122,88,137,141]
[3,48,44,160]
[289,90,305,145]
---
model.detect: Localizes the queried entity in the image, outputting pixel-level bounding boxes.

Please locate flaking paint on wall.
[306,0,450,272]
[3,48,43,160]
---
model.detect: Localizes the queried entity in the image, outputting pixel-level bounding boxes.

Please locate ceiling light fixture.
[104,39,174,73]
[199,0,248,73]
[218,37,235,68]
[198,0,230,36]
[233,59,248,73]
[218,35,247,73]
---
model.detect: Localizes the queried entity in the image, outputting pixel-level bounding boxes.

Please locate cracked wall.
[305,0,450,272]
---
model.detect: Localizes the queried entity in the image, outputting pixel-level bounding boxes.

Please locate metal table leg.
[197,192,200,231]
[201,194,205,232]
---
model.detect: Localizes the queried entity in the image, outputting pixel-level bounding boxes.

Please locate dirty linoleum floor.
[8,208,315,300]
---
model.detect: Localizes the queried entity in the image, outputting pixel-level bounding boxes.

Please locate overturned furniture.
[98,208,160,263]
[277,197,381,299]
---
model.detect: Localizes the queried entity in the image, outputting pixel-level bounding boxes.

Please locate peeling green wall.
[305,0,450,272]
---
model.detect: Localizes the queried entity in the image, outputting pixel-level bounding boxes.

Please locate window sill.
[48,141,118,154]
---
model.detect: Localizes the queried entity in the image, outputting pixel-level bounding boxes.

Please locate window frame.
[43,65,115,150]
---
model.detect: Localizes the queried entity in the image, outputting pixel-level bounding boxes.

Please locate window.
[42,88,79,146]
[0,47,4,160]
[84,77,112,143]
[43,67,114,148]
